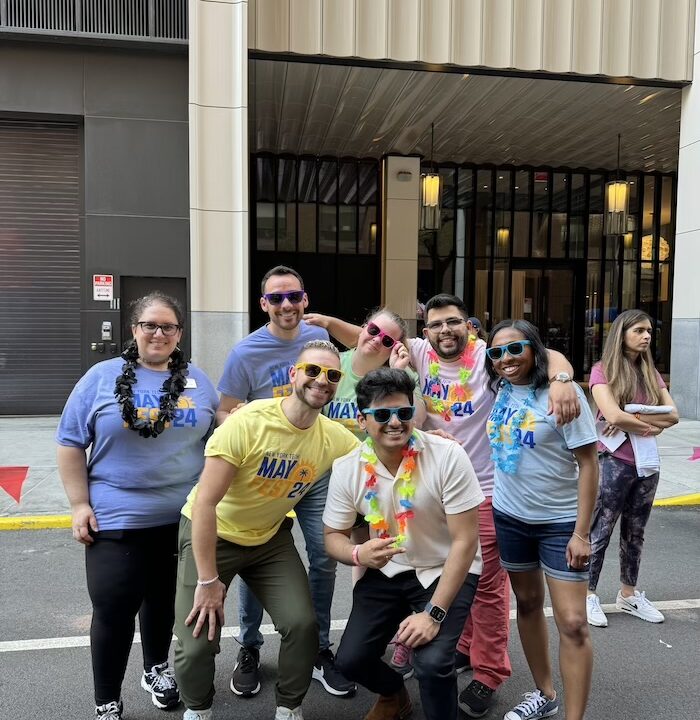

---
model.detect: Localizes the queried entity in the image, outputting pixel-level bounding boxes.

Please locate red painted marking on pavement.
[689,447,700,461]
[0,466,29,503]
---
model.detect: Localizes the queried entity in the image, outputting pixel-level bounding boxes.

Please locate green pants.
[174,516,318,711]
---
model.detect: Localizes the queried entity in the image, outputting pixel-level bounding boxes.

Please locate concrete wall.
[673,8,700,419]
[0,41,189,370]
[249,0,695,82]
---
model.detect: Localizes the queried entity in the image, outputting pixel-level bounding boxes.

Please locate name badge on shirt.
[185,378,198,389]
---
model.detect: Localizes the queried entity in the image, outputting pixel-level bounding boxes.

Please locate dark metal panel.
[0,119,81,414]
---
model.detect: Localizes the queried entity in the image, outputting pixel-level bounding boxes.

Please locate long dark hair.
[485,319,549,393]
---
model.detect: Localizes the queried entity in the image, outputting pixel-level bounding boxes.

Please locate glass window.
[569,174,585,259]
[358,205,377,255]
[622,261,637,311]
[531,171,549,258]
[338,206,357,255]
[474,258,489,330]
[475,170,493,256]
[588,174,604,260]
[492,260,508,325]
[256,157,275,202]
[318,161,337,254]
[513,171,530,257]
[550,173,567,258]
[494,171,511,259]
[277,203,296,251]
[256,202,275,251]
[584,261,601,373]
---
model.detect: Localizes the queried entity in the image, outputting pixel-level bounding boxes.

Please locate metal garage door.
[0,120,81,415]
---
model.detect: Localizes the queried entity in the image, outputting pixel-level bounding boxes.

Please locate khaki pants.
[174,516,318,711]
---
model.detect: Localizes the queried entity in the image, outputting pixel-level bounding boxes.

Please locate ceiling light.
[605,134,629,236]
[420,122,441,231]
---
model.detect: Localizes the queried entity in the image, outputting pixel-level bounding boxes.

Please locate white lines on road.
[3,599,699,654]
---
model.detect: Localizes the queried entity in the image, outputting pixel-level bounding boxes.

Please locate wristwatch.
[424,601,447,623]
[550,371,572,383]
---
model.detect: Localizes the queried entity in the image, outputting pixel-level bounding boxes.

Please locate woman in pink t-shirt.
[586,310,678,629]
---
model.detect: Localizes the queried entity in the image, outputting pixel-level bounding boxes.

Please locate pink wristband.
[352,544,362,567]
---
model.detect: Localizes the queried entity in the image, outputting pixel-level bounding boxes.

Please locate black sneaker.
[455,650,472,674]
[95,700,123,720]
[230,646,261,697]
[458,679,495,718]
[312,648,356,697]
[141,662,180,709]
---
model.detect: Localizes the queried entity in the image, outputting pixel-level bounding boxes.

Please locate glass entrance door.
[511,264,583,375]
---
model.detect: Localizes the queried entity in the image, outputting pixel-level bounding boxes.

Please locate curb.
[653,492,700,507]
[0,515,71,530]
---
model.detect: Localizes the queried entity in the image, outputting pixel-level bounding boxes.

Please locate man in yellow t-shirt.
[173,340,359,720]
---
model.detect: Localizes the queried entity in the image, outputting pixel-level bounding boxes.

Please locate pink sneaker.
[390,641,414,680]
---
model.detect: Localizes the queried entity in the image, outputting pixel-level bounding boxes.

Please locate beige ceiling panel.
[355,0,388,59]
[572,0,602,75]
[419,0,451,64]
[512,0,544,71]
[451,0,483,67]
[322,0,355,57]
[482,0,513,68]
[387,0,420,62]
[542,0,573,72]
[290,0,321,55]
[274,62,320,153]
[630,0,662,80]
[659,0,695,80]
[601,0,633,77]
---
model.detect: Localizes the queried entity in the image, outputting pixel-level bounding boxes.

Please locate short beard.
[429,336,466,360]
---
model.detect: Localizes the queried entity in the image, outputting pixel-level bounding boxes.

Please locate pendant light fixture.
[605,134,629,236]
[420,122,442,231]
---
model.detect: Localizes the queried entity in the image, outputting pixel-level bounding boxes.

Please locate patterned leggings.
[588,454,659,591]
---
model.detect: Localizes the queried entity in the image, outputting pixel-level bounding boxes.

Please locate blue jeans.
[238,470,336,651]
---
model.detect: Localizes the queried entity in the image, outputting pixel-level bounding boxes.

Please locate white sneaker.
[586,594,608,627]
[275,707,304,720]
[183,709,212,720]
[616,590,664,623]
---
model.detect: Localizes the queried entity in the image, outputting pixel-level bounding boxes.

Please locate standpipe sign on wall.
[93,274,114,301]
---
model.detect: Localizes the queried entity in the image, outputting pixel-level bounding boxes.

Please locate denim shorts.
[492,508,589,583]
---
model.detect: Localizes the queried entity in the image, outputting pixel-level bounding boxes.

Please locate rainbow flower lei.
[361,432,419,547]
[486,381,537,473]
[427,334,478,420]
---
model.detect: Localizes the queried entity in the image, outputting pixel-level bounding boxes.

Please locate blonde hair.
[600,309,662,407]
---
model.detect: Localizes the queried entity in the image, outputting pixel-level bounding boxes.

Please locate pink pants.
[456,496,512,690]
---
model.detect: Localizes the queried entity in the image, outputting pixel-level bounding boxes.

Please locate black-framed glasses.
[366,321,397,349]
[135,321,181,337]
[361,406,415,423]
[295,362,343,384]
[486,340,532,361]
[425,317,466,333]
[263,290,305,305]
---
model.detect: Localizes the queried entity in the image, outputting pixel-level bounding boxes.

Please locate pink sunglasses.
[366,321,397,349]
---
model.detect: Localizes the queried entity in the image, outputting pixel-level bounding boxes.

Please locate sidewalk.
[1,416,699,528]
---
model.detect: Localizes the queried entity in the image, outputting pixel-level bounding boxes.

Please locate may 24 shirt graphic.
[250,450,318,499]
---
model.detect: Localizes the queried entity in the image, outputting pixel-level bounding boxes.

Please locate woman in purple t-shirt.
[586,310,678,629]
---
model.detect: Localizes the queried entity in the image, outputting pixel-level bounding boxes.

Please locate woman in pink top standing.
[585,309,678,628]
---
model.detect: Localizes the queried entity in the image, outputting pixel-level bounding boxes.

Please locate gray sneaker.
[504,689,559,719]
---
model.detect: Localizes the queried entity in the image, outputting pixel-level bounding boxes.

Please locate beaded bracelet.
[197,575,219,586]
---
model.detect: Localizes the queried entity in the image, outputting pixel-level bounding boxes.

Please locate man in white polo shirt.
[323,367,484,720]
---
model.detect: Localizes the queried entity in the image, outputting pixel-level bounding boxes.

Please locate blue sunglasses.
[486,340,532,361]
[361,406,416,423]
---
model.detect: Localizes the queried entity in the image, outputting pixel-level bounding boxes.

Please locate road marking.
[2,599,699,654]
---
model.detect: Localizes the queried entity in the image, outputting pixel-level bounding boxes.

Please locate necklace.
[486,381,537,473]
[361,433,419,547]
[426,334,478,420]
[114,343,189,438]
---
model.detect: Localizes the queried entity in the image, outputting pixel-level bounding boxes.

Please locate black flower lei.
[114,342,189,438]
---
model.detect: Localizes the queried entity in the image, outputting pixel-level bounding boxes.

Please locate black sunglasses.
[263,290,305,305]
[361,406,415,423]
[366,321,397,349]
[485,340,532,361]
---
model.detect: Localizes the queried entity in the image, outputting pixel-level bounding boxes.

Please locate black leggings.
[85,523,178,705]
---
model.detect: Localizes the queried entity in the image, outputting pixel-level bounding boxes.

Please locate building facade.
[0,0,698,417]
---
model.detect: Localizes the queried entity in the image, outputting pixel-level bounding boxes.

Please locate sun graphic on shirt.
[177,396,195,409]
[520,410,536,433]
[289,462,317,484]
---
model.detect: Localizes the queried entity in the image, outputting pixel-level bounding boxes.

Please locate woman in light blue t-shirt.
[484,319,598,720]
[56,292,217,720]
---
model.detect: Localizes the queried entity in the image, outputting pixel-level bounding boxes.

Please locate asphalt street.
[2,507,699,720]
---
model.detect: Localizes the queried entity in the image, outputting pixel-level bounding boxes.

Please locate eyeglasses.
[295,362,344,384]
[366,321,397,349]
[135,321,181,337]
[425,317,466,333]
[263,290,305,305]
[486,340,532,361]
[361,406,416,423]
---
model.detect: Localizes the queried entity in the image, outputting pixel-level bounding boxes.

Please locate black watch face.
[429,605,447,622]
